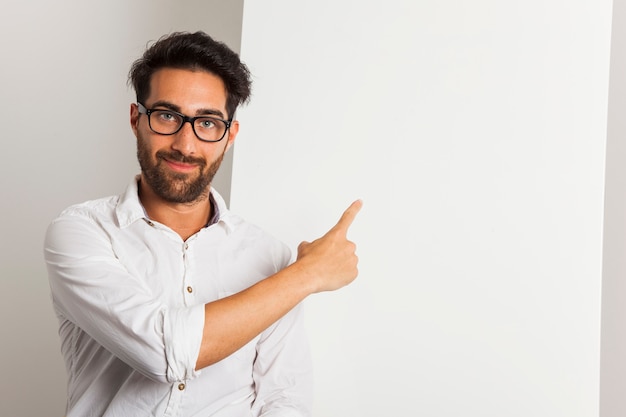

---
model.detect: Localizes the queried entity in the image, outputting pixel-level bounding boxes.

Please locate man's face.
[130,68,238,204]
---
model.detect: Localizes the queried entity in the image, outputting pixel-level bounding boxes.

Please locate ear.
[224,120,239,153]
[130,103,139,137]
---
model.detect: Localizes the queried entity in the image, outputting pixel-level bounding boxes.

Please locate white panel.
[235,1,612,416]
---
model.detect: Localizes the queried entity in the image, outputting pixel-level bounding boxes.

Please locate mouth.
[161,156,201,173]
[155,149,206,173]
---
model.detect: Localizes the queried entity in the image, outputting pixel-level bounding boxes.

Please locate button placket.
[182,241,194,304]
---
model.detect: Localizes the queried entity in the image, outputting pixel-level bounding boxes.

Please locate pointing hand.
[296,200,363,293]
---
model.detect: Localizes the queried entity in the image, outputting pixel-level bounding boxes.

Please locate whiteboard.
[232,1,612,415]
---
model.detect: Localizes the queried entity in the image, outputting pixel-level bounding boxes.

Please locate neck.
[138,177,212,241]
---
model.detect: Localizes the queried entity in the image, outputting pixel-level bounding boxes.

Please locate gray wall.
[0,1,243,415]
[601,0,626,416]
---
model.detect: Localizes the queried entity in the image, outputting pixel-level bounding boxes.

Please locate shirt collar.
[115,175,236,233]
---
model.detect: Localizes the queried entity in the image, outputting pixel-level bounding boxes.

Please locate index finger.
[333,199,363,234]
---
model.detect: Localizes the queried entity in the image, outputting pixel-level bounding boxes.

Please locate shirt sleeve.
[251,303,314,417]
[44,213,204,384]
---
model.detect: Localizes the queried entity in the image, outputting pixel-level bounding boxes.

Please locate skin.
[130,68,236,239]
[130,68,362,370]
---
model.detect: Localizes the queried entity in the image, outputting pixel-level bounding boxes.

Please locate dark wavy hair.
[128,31,252,119]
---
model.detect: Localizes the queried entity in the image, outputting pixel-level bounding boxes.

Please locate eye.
[197,118,217,129]
[155,110,179,124]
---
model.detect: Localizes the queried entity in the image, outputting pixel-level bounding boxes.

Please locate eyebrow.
[150,100,226,119]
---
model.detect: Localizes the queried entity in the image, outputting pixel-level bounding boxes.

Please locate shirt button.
[187,286,193,293]
[178,383,185,391]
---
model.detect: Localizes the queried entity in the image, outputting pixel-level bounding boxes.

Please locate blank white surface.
[233,1,612,416]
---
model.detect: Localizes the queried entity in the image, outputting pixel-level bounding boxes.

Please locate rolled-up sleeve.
[44,213,203,383]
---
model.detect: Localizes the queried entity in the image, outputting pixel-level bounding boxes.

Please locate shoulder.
[57,195,120,219]
[224,213,293,267]
[44,195,124,262]
[45,195,121,244]
[50,177,143,228]
[50,195,121,228]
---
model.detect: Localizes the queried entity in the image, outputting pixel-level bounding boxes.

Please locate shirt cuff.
[163,303,205,382]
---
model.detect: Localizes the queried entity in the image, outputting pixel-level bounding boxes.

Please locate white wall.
[233,1,613,416]
[0,1,243,415]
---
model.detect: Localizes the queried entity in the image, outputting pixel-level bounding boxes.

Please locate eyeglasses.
[137,102,232,143]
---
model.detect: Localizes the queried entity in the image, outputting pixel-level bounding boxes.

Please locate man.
[44,31,361,417]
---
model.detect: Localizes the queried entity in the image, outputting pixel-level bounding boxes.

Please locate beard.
[136,134,226,204]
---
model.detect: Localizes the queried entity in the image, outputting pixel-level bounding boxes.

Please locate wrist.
[283,260,321,295]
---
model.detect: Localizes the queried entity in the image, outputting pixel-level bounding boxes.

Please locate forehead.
[147,68,228,113]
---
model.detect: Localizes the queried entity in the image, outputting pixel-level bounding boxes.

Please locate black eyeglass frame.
[137,102,232,143]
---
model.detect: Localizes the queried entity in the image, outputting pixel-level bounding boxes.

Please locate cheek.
[136,132,159,162]
[137,131,168,155]
[200,142,226,161]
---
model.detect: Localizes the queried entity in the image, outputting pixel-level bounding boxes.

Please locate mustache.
[156,150,206,167]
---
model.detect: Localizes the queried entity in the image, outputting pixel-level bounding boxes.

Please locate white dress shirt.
[44,177,313,417]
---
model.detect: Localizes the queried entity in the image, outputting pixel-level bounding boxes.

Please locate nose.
[170,120,197,155]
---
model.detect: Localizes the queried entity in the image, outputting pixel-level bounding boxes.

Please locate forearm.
[196,199,362,370]
[196,262,313,369]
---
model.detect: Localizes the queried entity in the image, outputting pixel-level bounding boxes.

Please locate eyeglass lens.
[149,109,227,142]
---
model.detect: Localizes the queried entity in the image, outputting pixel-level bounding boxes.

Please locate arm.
[45,199,361,381]
[195,199,362,370]
[45,214,205,383]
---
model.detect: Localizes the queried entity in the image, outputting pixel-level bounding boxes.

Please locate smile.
[162,158,199,173]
